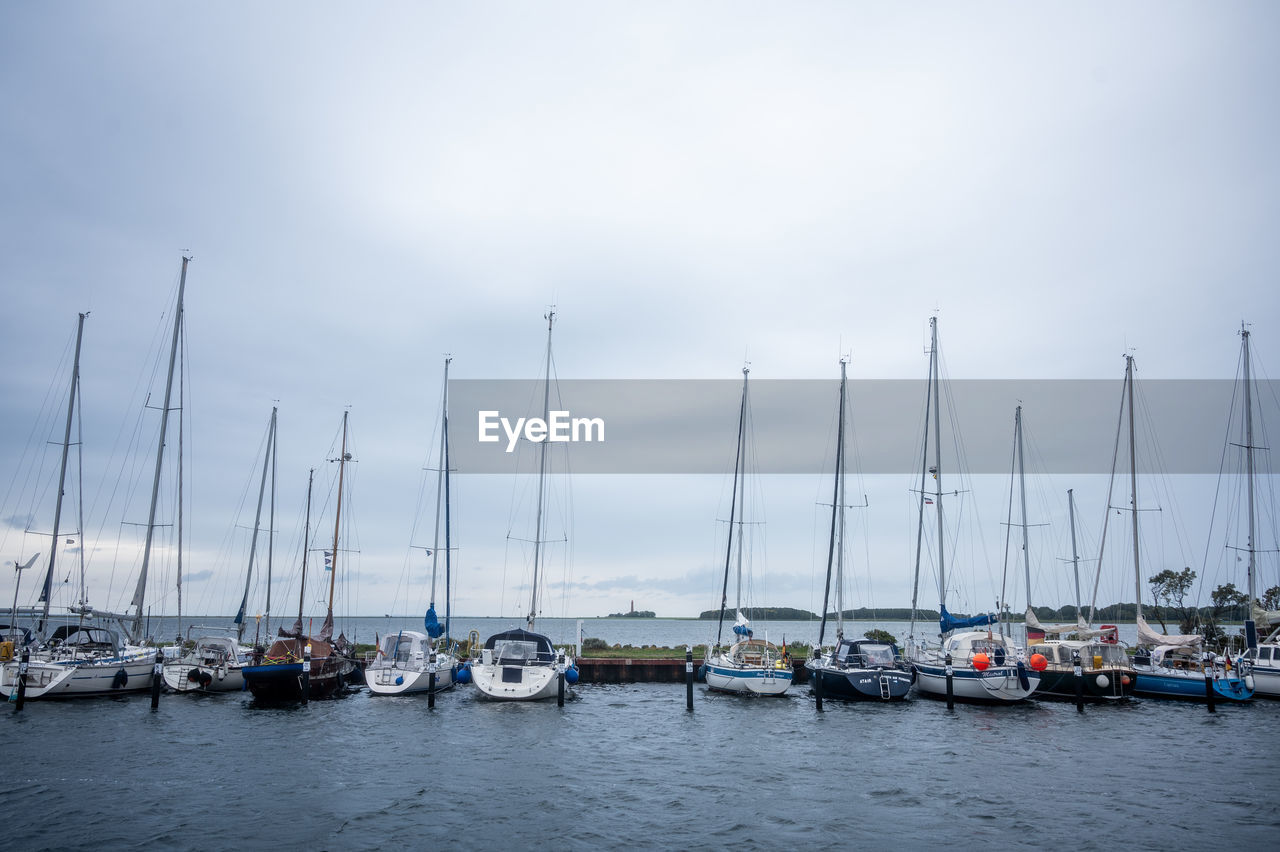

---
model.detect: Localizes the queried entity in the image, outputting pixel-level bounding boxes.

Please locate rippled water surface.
[4,679,1278,851]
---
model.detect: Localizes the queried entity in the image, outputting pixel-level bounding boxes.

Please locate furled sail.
[1025,607,1104,638]
[732,611,753,638]
[1252,602,1280,633]
[939,604,997,634]
[1136,614,1200,648]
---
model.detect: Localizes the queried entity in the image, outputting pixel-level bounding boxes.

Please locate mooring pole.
[1072,649,1084,713]
[1204,653,1216,713]
[13,648,30,712]
[557,652,566,707]
[301,642,311,705]
[813,648,824,711]
[945,653,954,710]
[150,649,164,711]
[428,651,437,710]
[685,645,694,711]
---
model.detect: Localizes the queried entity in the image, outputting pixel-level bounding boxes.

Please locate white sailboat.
[702,365,793,697]
[3,259,191,699]
[1223,325,1276,697]
[472,313,575,701]
[163,406,278,693]
[906,318,1039,703]
[367,357,458,696]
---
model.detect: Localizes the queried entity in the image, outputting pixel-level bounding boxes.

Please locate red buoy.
[972,652,990,671]
[1029,653,1048,672]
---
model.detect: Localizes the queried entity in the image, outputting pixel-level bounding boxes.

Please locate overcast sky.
[3,3,1278,631]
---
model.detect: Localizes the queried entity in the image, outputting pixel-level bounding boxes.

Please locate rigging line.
[1000,412,1017,623]
[1089,363,1129,624]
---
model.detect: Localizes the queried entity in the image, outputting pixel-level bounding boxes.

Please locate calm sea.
[3,617,1276,850]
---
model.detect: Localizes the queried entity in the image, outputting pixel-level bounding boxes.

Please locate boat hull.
[471,661,563,701]
[365,659,457,696]
[808,663,913,701]
[913,662,1039,704]
[1249,663,1280,698]
[1032,665,1135,701]
[704,661,793,696]
[242,660,351,701]
[162,662,246,693]
[1,652,157,699]
[1133,667,1252,702]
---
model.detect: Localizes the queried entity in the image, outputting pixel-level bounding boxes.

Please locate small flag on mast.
[324,551,333,571]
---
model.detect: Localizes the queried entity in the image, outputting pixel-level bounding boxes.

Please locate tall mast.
[818,359,847,648]
[329,411,349,622]
[443,358,453,642]
[1242,325,1258,650]
[932,318,946,625]
[1068,489,1083,621]
[527,312,554,631]
[1016,406,1032,619]
[236,407,276,641]
[430,360,449,613]
[130,256,188,641]
[715,366,749,650]
[297,469,314,636]
[266,406,276,638]
[909,321,937,639]
[37,312,87,634]
[1126,355,1143,619]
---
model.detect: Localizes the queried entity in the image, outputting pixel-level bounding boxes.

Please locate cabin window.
[495,640,539,664]
[862,644,895,667]
[1259,647,1272,663]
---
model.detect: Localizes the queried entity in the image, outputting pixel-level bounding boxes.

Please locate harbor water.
[3,631,1276,850]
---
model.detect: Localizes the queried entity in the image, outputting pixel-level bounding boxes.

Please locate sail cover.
[424,605,443,638]
[1252,602,1280,632]
[939,605,996,634]
[1025,607,1104,638]
[1136,614,1201,648]
[732,611,753,638]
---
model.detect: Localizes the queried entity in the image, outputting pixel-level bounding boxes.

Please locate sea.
[4,617,1277,850]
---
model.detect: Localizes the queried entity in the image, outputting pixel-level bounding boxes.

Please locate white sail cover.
[1252,602,1280,632]
[1136,614,1201,648]
[1025,607,1103,638]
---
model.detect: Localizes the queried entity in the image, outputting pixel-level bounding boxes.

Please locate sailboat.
[242,413,359,701]
[702,365,793,697]
[806,359,913,700]
[906,318,1039,703]
[2,261,192,699]
[471,313,574,701]
[367,358,458,696]
[163,406,278,693]
[1004,407,1135,701]
[1111,355,1252,702]
[1221,326,1275,697]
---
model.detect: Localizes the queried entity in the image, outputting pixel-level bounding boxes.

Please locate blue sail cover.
[732,625,753,638]
[424,605,443,638]
[939,605,997,634]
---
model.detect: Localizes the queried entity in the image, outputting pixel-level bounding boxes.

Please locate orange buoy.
[972,652,990,671]
[1029,653,1048,672]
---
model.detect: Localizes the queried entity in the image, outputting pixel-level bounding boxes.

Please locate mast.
[1016,405,1032,622]
[527,312,554,631]
[1126,355,1143,620]
[1068,489,1083,621]
[236,407,277,641]
[932,318,946,630]
[909,322,937,640]
[266,406,276,638]
[818,359,847,648]
[177,342,185,641]
[329,411,349,628]
[429,360,449,617]
[443,358,453,642]
[130,256,188,641]
[1242,325,1258,650]
[715,366,749,650]
[37,312,87,634]
[296,469,314,637]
